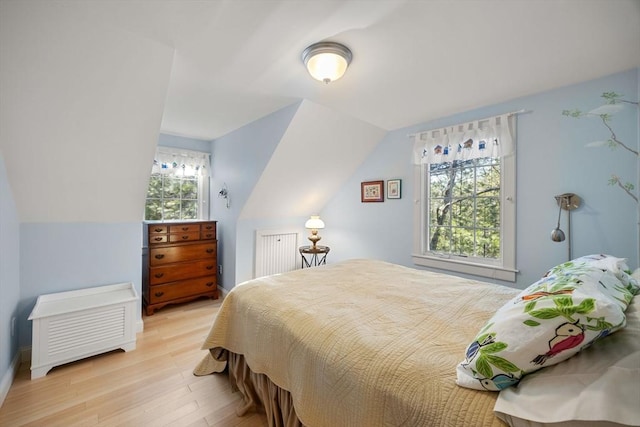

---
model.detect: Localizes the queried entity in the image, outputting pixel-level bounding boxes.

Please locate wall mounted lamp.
[218,183,230,209]
[550,193,581,260]
[302,41,352,84]
[305,215,325,249]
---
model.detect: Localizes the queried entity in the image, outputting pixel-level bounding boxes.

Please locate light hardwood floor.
[0,298,269,427]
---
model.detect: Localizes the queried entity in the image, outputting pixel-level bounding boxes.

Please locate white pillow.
[494,296,640,426]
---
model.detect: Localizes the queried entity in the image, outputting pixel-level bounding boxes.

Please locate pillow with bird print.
[456,255,639,391]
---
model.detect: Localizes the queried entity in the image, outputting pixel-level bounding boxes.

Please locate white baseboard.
[0,350,21,408]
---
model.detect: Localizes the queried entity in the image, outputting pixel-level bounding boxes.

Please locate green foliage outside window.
[145,173,199,221]
[428,157,501,259]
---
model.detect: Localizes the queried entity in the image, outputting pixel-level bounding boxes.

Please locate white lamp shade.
[305,215,325,229]
[302,41,352,84]
[306,53,349,83]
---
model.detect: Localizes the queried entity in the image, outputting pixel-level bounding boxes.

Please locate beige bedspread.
[196,259,519,426]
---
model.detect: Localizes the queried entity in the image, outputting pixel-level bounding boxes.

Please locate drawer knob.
[206,282,214,287]
[182,227,189,231]
[154,237,163,241]
[182,235,189,240]
[154,273,164,278]
[154,254,165,259]
[206,248,214,254]
[154,228,163,232]
[206,265,214,270]
[155,291,164,297]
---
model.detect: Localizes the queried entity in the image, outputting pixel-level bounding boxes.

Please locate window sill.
[412,254,517,282]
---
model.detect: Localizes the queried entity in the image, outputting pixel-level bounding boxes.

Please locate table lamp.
[305,215,325,249]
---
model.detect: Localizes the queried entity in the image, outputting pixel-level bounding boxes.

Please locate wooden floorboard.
[0,298,269,427]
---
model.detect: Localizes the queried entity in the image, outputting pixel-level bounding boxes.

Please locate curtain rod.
[407,109,531,138]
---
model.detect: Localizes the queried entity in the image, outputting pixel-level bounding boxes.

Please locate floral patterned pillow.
[456,254,639,391]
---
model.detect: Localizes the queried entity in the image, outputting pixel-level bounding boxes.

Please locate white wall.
[0,151,20,404]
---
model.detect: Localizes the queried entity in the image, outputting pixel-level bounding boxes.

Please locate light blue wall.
[322,68,639,289]
[0,152,20,390]
[210,102,301,290]
[18,223,143,347]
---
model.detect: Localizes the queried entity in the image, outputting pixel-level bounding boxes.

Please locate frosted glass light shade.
[305,215,325,230]
[302,42,352,84]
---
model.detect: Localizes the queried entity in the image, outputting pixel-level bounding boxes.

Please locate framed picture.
[361,180,384,202]
[387,179,401,199]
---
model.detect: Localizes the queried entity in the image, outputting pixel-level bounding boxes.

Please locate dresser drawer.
[201,230,216,240]
[149,234,168,244]
[201,222,216,238]
[169,224,200,234]
[148,225,168,234]
[149,243,216,266]
[148,276,217,304]
[149,259,217,285]
[168,231,200,243]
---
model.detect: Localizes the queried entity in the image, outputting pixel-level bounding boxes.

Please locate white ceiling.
[100,0,640,141]
[0,0,638,223]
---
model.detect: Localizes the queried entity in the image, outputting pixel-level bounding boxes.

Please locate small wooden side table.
[299,245,330,268]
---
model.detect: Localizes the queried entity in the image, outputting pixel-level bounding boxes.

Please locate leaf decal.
[528,308,561,319]
[484,354,520,373]
[481,342,507,354]
[575,298,595,314]
[523,319,540,327]
[553,296,574,308]
[475,356,493,379]
[524,301,537,312]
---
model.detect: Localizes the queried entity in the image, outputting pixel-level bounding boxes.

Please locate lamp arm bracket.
[555,193,581,211]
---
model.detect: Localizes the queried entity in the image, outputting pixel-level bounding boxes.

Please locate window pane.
[454,198,474,227]
[181,200,198,219]
[163,177,181,198]
[145,199,162,221]
[476,229,500,259]
[429,169,453,198]
[163,200,181,220]
[430,198,450,227]
[429,226,451,252]
[147,175,162,198]
[452,227,473,255]
[182,179,198,199]
[477,197,500,228]
[476,165,500,195]
[453,165,474,197]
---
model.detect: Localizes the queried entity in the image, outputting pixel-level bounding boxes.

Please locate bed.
[194,258,639,427]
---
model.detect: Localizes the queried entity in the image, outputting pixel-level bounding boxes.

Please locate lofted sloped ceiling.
[240,100,386,219]
[1,0,639,223]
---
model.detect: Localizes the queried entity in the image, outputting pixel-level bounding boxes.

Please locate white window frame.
[145,148,210,221]
[412,134,517,282]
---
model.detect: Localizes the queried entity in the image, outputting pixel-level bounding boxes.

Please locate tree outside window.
[144,147,210,221]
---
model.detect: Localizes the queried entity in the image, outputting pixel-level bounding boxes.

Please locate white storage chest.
[28,282,138,379]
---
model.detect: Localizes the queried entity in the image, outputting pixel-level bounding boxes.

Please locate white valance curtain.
[411,113,515,165]
[152,147,210,177]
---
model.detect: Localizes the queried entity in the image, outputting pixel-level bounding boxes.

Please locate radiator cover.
[28,282,138,379]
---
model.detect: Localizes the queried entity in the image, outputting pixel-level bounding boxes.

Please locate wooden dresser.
[143,221,218,315]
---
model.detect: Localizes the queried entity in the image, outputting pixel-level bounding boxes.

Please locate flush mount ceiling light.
[302,41,352,84]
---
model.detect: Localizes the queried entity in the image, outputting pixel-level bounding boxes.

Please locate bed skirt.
[195,349,303,427]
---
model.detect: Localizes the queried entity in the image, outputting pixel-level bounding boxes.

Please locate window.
[412,114,517,281]
[144,147,210,221]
